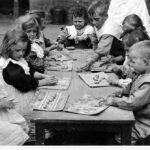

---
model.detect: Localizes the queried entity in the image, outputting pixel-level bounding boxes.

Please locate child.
[15,14,48,73]
[103,41,150,144]
[0,88,29,145]
[0,29,57,116]
[58,5,94,49]
[78,1,125,71]
[27,9,59,50]
[121,14,146,38]
[109,19,149,88]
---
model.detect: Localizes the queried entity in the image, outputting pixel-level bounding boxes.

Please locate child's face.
[129,50,147,74]
[73,16,85,30]
[11,41,27,61]
[92,9,107,30]
[25,26,38,41]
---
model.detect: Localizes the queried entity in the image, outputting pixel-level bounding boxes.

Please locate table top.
[31,49,135,124]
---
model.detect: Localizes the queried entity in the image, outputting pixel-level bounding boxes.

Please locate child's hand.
[108,76,119,85]
[0,99,15,109]
[76,63,91,72]
[111,65,120,73]
[45,76,58,85]
[108,90,123,98]
[74,36,79,44]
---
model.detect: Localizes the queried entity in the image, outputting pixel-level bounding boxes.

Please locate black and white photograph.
[0,0,150,147]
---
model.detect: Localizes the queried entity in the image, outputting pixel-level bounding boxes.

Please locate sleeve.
[2,62,39,93]
[43,35,52,48]
[95,34,114,56]
[111,83,150,111]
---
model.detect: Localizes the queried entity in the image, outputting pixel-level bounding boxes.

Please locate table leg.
[121,124,132,145]
[35,123,45,145]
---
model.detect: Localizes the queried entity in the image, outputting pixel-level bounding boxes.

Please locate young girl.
[0,29,57,117]
[109,15,149,87]
[58,5,94,49]
[109,28,149,88]
[0,88,29,145]
[27,9,60,50]
[121,14,146,38]
[15,14,48,73]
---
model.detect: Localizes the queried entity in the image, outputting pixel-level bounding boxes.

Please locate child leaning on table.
[102,41,150,144]
[57,5,94,49]
[0,29,57,117]
[78,0,125,71]
[109,28,149,88]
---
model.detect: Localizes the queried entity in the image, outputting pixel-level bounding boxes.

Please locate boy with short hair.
[78,1,125,71]
[104,41,150,144]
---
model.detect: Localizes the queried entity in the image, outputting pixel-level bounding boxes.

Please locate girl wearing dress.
[0,29,57,117]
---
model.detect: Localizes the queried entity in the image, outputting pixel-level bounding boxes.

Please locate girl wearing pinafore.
[0,29,57,118]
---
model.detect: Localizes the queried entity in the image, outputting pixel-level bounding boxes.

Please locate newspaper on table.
[64,94,109,115]
[38,77,72,90]
[78,72,110,87]
[33,90,69,112]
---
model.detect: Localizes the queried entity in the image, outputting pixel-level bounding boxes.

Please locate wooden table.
[31,49,135,145]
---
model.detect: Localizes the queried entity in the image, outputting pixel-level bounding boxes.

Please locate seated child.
[0,88,29,145]
[15,14,48,73]
[27,9,60,50]
[102,41,150,144]
[0,29,57,116]
[121,14,146,38]
[109,16,149,88]
[78,1,125,71]
[58,5,94,49]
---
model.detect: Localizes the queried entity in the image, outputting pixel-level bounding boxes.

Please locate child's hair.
[14,14,40,39]
[122,14,146,35]
[0,29,31,59]
[130,40,150,60]
[27,9,46,28]
[122,28,149,48]
[71,5,88,23]
[88,0,109,18]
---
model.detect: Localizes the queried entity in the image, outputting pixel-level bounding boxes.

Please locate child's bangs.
[23,19,38,31]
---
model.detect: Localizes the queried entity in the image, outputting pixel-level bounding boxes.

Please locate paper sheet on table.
[64,94,109,115]
[33,91,69,111]
[38,77,72,90]
[78,72,110,87]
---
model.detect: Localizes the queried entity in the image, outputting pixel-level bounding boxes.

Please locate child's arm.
[106,83,150,111]
[77,34,114,72]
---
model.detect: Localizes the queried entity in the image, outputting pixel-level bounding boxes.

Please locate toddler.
[103,41,150,144]
[58,5,94,49]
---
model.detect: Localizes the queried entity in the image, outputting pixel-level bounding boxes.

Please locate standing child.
[58,5,94,49]
[103,41,150,144]
[0,29,57,117]
[78,1,125,71]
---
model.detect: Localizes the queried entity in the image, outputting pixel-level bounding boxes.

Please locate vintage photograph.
[0,0,150,146]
